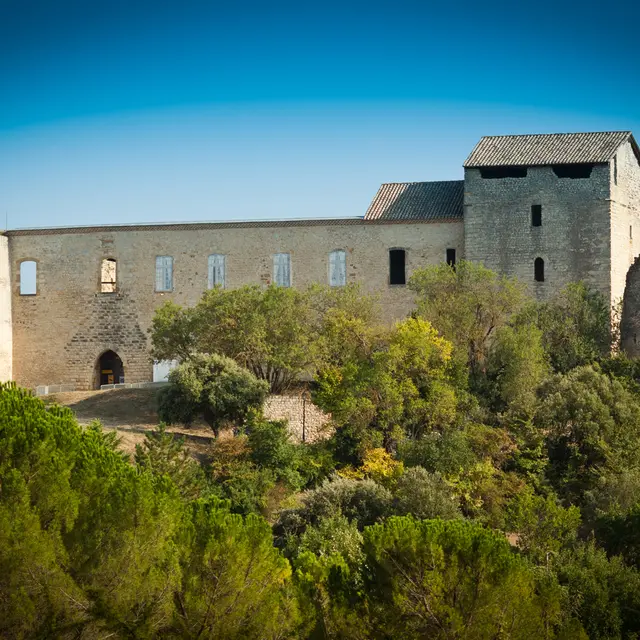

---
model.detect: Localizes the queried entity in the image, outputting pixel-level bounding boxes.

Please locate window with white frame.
[208,254,226,288]
[273,252,291,287]
[329,249,346,286]
[155,256,173,292]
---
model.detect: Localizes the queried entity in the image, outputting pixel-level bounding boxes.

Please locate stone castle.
[1,130,640,391]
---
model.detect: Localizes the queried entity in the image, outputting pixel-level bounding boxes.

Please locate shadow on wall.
[621,257,640,358]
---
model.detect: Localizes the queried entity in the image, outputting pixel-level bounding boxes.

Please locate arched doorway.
[96,350,124,388]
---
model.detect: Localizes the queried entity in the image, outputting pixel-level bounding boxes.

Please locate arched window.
[534,257,545,282]
[329,249,346,286]
[208,254,226,289]
[100,258,117,293]
[389,249,406,285]
[19,260,37,295]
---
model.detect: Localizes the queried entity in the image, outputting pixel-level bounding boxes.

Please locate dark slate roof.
[464,131,639,167]
[363,180,464,222]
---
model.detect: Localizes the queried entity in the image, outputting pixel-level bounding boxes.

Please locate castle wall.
[8,219,463,390]
[611,141,640,308]
[464,164,612,303]
[0,235,12,381]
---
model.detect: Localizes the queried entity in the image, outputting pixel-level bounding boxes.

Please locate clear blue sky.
[1,0,639,228]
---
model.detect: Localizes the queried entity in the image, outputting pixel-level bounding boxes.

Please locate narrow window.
[614,155,618,185]
[389,249,406,285]
[534,257,545,282]
[446,248,456,267]
[100,258,117,292]
[631,226,633,240]
[208,254,226,289]
[273,253,291,287]
[155,256,173,292]
[531,204,542,227]
[19,260,37,295]
[329,249,347,286]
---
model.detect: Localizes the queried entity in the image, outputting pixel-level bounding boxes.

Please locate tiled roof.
[464,131,639,167]
[364,180,464,221]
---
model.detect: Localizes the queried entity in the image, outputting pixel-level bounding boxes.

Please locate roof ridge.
[379,179,463,186]
[478,130,631,140]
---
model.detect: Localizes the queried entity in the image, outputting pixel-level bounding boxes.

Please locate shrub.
[158,353,269,435]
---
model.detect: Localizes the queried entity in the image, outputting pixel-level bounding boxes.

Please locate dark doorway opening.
[96,351,124,388]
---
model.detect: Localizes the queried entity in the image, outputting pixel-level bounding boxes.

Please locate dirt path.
[44,388,215,457]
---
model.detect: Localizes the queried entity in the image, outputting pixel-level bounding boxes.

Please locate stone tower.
[463,132,640,310]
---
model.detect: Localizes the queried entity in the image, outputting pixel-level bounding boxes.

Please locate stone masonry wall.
[264,394,331,443]
[464,164,612,303]
[0,236,12,381]
[8,219,464,389]
[611,141,640,309]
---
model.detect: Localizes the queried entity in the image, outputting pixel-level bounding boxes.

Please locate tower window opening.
[531,205,542,227]
[479,166,527,179]
[446,248,456,268]
[534,257,545,282]
[389,249,406,285]
[100,258,117,293]
[552,163,594,179]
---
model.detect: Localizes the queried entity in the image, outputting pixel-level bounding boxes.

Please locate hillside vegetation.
[3,262,640,639]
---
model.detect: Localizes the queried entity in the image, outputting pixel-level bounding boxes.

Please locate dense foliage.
[6,261,640,638]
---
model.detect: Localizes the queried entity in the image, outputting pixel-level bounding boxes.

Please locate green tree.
[172,499,299,639]
[556,544,640,640]
[314,316,457,460]
[506,488,581,564]
[362,517,573,639]
[247,417,304,489]
[535,366,640,505]
[158,353,269,435]
[392,466,461,520]
[534,282,611,373]
[151,284,380,394]
[134,424,206,500]
[409,260,527,380]
[486,321,550,416]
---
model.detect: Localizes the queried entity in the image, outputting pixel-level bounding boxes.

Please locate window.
[155,256,173,292]
[531,204,542,227]
[208,254,226,289]
[19,260,37,295]
[552,164,594,179]
[614,155,618,185]
[329,249,346,286]
[631,226,633,240]
[480,166,527,179]
[534,257,545,282]
[100,258,117,292]
[446,248,456,268]
[273,253,291,287]
[389,249,406,285]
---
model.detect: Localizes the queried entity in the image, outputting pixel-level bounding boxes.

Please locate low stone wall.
[264,394,331,443]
